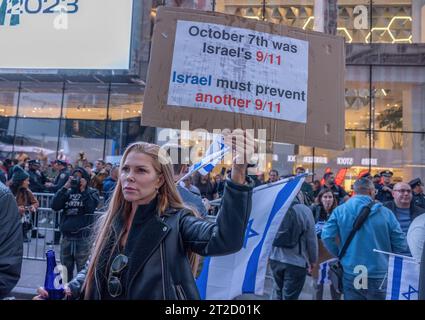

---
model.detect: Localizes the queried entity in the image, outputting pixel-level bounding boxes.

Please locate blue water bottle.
[44,250,65,300]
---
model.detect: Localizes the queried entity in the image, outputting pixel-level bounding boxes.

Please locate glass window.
[58,120,106,164]
[372,66,425,133]
[272,143,314,178]
[345,66,371,130]
[0,116,16,158]
[0,82,18,118]
[18,83,62,119]
[105,121,156,158]
[13,118,60,162]
[371,131,413,182]
[314,130,373,195]
[109,84,143,121]
[62,84,108,120]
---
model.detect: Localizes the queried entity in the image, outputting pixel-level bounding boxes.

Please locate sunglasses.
[107,254,128,298]
[393,189,412,194]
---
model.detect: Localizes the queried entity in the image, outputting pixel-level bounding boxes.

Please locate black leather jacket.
[68,178,253,300]
[0,182,23,299]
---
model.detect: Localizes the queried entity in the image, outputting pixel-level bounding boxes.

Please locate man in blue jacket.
[321,178,407,300]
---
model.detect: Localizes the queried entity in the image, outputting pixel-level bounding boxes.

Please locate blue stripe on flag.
[199,163,215,175]
[195,256,211,300]
[390,256,403,300]
[241,177,301,293]
[319,262,327,285]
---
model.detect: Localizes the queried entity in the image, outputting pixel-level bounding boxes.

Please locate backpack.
[272,205,304,252]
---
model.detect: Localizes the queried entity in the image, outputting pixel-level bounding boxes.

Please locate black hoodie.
[51,167,100,238]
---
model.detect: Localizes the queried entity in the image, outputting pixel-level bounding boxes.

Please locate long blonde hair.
[83,142,199,298]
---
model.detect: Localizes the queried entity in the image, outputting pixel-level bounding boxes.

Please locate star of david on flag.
[196,175,305,299]
[386,254,420,300]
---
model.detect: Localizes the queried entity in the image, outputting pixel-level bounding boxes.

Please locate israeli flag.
[386,254,420,300]
[196,134,229,176]
[196,175,305,299]
[178,135,229,184]
[317,258,338,285]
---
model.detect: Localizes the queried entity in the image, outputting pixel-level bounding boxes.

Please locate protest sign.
[143,7,345,149]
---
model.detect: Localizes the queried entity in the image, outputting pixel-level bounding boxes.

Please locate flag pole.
[176,147,230,185]
[373,249,418,262]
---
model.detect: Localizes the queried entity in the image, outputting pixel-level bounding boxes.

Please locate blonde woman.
[36,132,253,300]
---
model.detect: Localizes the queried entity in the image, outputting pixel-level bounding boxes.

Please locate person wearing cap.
[322,172,349,205]
[375,170,394,203]
[28,160,48,193]
[409,178,425,210]
[51,167,100,282]
[45,159,70,193]
[9,166,39,243]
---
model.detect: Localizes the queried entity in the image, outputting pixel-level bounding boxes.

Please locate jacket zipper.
[159,242,166,300]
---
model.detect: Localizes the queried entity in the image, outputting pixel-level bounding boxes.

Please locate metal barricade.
[33,193,55,209]
[22,208,106,261]
[22,208,61,261]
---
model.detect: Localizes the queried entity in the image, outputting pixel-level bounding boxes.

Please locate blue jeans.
[269,260,307,300]
[343,273,387,300]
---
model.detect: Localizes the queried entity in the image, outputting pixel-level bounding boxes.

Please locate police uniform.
[376,170,394,203]
[410,178,425,210]
[48,160,70,193]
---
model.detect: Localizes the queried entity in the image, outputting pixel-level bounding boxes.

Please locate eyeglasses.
[393,189,412,194]
[107,254,128,298]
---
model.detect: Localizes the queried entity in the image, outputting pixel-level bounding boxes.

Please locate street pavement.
[12,257,331,300]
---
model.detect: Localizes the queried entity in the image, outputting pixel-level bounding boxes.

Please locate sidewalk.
[12,258,332,300]
[12,259,46,300]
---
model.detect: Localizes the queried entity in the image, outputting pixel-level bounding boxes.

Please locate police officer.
[51,167,99,282]
[409,178,425,210]
[28,160,47,193]
[376,170,394,203]
[46,160,70,193]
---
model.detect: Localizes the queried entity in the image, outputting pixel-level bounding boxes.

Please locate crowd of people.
[266,167,425,300]
[0,149,425,300]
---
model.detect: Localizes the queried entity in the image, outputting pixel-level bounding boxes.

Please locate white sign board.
[167,21,309,123]
[0,0,133,69]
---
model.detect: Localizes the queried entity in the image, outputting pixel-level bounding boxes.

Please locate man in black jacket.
[28,160,47,193]
[384,182,424,236]
[51,167,99,282]
[46,160,70,193]
[0,181,23,299]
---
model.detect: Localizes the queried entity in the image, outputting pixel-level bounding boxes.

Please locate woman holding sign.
[36,130,254,300]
